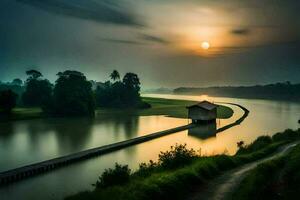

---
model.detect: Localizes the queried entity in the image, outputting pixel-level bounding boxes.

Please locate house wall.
[188,107,217,121]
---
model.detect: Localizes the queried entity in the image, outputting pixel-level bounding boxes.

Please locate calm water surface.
[0,94,299,200]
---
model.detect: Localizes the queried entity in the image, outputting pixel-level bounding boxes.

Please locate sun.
[201,41,210,50]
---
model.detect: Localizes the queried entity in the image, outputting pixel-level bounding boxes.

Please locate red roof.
[186,100,218,111]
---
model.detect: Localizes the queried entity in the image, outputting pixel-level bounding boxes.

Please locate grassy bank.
[0,97,233,122]
[65,129,300,200]
[0,107,44,122]
[231,137,300,199]
[97,97,233,119]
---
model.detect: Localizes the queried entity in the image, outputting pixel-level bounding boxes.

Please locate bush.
[158,144,198,169]
[272,129,300,142]
[237,135,272,154]
[95,163,131,188]
[135,144,198,177]
[135,160,157,177]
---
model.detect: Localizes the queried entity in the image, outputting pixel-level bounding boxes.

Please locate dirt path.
[186,142,299,200]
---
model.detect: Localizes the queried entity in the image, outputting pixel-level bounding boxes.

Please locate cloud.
[231,28,251,35]
[100,38,145,45]
[16,0,143,26]
[101,33,170,46]
[139,34,170,44]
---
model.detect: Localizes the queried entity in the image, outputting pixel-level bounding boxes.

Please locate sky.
[0,0,299,88]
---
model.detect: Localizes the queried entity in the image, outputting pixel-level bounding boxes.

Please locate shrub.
[272,129,300,142]
[135,144,198,176]
[158,144,198,169]
[237,135,272,154]
[135,160,157,177]
[95,163,131,188]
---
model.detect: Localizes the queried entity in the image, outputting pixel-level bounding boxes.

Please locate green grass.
[231,143,300,200]
[0,97,233,122]
[65,129,300,200]
[97,97,233,119]
[0,107,44,122]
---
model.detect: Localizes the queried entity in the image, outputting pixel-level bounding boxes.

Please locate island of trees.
[0,69,149,117]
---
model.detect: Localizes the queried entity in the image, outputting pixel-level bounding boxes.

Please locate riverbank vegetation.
[66,129,300,200]
[0,69,233,120]
[0,69,148,119]
[0,97,233,122]
[96,71,149,108]
[231,134,300,200]
[96,97,233,119]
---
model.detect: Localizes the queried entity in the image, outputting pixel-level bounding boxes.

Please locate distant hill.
[142,87,173,94]
[174,82,300,101]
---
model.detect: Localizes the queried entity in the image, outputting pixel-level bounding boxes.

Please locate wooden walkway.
[0,124,194,185]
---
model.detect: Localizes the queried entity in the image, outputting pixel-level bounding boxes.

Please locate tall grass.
[231,144,300,200]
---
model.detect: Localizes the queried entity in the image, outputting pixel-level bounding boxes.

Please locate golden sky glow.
[139,1,299,57]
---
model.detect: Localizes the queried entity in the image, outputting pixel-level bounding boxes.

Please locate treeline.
[96,70,150,108]
[174,82,300,101]
[0,69,149,116]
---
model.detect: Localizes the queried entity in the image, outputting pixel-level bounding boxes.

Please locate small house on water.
[186,101,218,124]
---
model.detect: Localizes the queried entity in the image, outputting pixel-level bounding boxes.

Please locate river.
[0,94,299,200]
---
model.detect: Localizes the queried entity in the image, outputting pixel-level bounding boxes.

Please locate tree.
[11,78,23,86]
[26,70,43,79]
[51,70,95,116]
[22,70,52,107]
[95,72,148,108]
[0,90,18,114]
[0,80,24,102]
[122,73,140,92]
[122,73,141,105]
[110,70,120,82]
